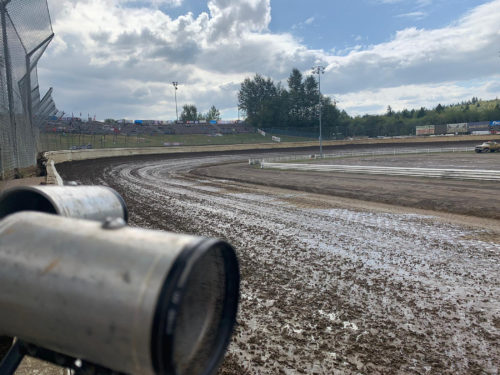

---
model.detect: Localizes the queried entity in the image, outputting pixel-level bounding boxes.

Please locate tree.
[288,68,304,93]
[287,68,305,125]
[204,105,221,121]
[237,67,500,139]
[416,107,426,118]
[303,75,319,125]
[238,74,280,128]
[180,104,198,122]
[401,109,411,118]
[321,96,342,137]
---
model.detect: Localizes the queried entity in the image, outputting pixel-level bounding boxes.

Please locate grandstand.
[43,119,254,136]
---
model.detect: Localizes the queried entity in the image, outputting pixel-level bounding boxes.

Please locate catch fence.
[0,0,56,178]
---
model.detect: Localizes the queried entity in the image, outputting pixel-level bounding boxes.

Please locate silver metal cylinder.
[0,212,239,375]
[0,185,128,222]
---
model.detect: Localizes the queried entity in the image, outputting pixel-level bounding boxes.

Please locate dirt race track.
[197,152,500,220]
[57,143,500,375]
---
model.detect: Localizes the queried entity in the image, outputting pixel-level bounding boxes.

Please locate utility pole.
[311,65,325,157]
[172,82,178,121]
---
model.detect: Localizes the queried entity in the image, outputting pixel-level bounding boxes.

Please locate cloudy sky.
[38,0,500,120]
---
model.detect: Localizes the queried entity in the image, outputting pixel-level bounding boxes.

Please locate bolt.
[102,217,127,230]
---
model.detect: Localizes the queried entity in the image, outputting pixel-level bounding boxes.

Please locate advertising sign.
[416,125,434,135]
[446,123,467,133]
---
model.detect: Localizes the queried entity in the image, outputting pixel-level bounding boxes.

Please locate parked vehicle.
[475,141,500,153]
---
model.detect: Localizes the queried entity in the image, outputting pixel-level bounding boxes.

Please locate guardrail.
[259,162,500,181]
[249,147,476,165]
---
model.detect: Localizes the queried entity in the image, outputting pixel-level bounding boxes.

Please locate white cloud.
[374,0,432,6]
[304,17,315,25]
[337,77,500,116]
[416,0,433,7]
[322,1,500,94]
[121,0,184,8]
[395,11,427,19]
[292,16,316,30]
[38,0,500,119]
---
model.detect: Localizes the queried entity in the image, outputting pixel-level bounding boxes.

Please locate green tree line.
[180,104,221,122]
[237,69,500,138]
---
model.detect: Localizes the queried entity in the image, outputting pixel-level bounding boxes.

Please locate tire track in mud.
[61,155,499,375]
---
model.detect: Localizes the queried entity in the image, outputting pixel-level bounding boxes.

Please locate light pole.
[172,82,178,121]
[311,65,325,157]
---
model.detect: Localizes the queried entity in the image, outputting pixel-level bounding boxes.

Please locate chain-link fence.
[0,0,55,178]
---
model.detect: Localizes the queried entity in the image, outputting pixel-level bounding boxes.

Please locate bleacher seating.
[44,120,253,136]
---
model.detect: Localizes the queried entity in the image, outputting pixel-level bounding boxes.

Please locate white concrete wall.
[45,134,496,165]
[44,142,316,164]
[46,160,63,185]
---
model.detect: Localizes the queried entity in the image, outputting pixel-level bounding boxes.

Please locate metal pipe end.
[0,186,58,219]
[0,186,128,223]
[151,239,240,375]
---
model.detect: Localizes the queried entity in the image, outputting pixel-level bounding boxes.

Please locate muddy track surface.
[195,163,500,220]
[58,146,499,375]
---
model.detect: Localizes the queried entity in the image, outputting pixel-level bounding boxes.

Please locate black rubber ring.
[150,238,239,375]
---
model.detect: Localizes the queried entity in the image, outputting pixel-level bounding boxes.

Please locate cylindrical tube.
[0,212,239,375]
[0,185,128,222]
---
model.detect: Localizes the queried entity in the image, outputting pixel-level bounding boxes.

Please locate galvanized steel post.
[312,65,325,158]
